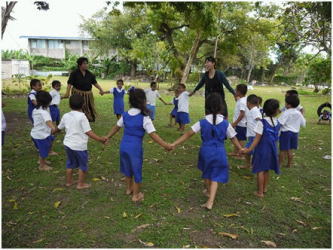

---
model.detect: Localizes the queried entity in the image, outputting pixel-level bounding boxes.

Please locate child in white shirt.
[27,79,42,123]
[30,91,57,171]
[144,82,169,120]
[56,95,107,189]
[49,80,61,125]
[281,90,304,115]
[278,95,306,168]
[176,84,190,132]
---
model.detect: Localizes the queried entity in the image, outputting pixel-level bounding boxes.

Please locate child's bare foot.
[132,192,144,202]
[202,189,210,197]
[49,151,58,156]
[254,191,264,198]
[66,182,74,187]
[126,189,133,195]
[76,183,91,189]
[39,165,53,171]
[200,202,213,210]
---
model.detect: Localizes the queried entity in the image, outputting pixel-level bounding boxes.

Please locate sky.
[1,0,112,50]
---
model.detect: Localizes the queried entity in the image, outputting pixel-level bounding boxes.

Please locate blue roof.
[19,36,94,40]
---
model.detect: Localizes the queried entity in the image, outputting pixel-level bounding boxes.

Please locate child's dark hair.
[205,56,216,68]
[129,88,150,116]
[69,95,84,110]
[150,81,157,87]
[77,57,88,66]
[205,93,225,125]
[236,84,247,96]
[257,96,263,105]
[36,91,52,109]
[247,94,258,105]
[285,95,300,108]
[178,83,186,89]
[30,79,41,89]
[263,99,280,127]
[286,89,298,96]
[51,80,61,88]
[117,79,124,84]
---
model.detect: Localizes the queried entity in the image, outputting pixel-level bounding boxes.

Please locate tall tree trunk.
[130,60,137,78]
[269,64,280,84]
[2,1,17,39]
[246,64,253,83]
[180,31,202,84]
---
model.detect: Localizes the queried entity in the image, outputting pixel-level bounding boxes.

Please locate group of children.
[27,78,306,209]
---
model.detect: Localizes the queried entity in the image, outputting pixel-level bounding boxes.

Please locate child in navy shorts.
[56,95,107,189]
[278,95,306,168]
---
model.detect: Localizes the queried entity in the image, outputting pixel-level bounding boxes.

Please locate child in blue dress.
[103,79,127,120]
[27,79,42,123]
[169,89,179,127]
[242,99,281,198]
[30,91,57,171]
[171,93,242,210]
[49,80,61,125]
[105,88,172,202]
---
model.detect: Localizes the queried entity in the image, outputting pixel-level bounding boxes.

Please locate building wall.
[1,60,30,79]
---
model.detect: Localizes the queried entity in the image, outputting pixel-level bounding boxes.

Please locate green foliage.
[305,58,331,86]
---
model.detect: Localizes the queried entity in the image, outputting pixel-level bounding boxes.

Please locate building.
[1,59,30,79]
[19,36,94,59]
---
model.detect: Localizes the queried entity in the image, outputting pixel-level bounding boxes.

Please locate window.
[30,39,37,48]
[36,39,46,48]
[48,40,63,49]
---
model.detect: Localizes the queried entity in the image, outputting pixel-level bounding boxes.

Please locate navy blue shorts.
[49,105,60,123]
[176,112,190,125]
[147,104,156,120]
[245,136,255,155]
[235,126,247,141]
[65,146,88,171]
[279,131,298,151]
[32,135,53,158]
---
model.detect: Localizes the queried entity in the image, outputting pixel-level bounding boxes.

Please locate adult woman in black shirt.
[64,57,105,122]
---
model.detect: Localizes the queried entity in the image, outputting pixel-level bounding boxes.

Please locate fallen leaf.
[137,224,150,230]
[52,188,64,192]
[290,197,304,203]
[134,213,143,219]
[104,216,110,219]
[312,227,322,230]
[278,233,286,236]
[176,206,181,213]
[292,229,298,233]
[100,176,106,181]
[122,212,128,218]
[13,202,18,210]
[261,240,277,247]
[139,239,154,247]
[54,201,61,208]
[92,177,101,181]
[218,232,239,239]
[148,140,153,144]
[32,239,44,244]
[223,213,240,218]
[183,245,191,248]
[296,220,307,226]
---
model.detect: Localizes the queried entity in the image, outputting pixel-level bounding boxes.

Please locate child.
[240,94,262,169]
[27,79,42,123]
[49,80,61,125]
[169,89,179,127]
[241,99,281,198]
[176,84,190,132]
[257,96,264,117]
[2,109,6,146]
[171,93,242,210]
[103,79,127,120]
[278,95,306,168]
[144,82,169,120]
[230,84,248,156]
[56,95,107,189]
[105,88,172,202]
[30,91,56,171]
[281,90,304,115]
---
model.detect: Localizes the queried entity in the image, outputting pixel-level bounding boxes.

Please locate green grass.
[2,85,331,248]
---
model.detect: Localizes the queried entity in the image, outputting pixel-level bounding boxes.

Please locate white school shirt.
[254,117,279,135]
[2,110,6,131]
[177,91,190,113]
[144,88,160,106]
[281,104,303,113]
[117,108,156,134]
[50,89,61,105]
[233,96,247,127]
[29,89,37,101]
[58,111,92,151]
[191,114,237,138]
[278,108,306,133]
[110,87,127,94]
[246,106,262,137]
[30,108,52,139]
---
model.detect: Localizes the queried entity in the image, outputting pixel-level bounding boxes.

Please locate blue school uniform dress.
[27,90,37,123]
[170,97,178,117]
[49,89,61,123]
[252,119,281,174]
[112,88,126,115]
[119,112,146,183]
[197,119,229,183]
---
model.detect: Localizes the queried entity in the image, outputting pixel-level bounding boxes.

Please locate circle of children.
[27,76,305,210]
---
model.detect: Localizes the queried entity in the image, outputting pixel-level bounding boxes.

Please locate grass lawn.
[2,81,331,248]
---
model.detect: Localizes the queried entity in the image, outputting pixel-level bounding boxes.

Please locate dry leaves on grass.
[223,213,240,218]
[296,220,307,226]
[52,188,64,192]
[132,224,151,233]
[92,177,101,182]
[218,232,239,240]
[261,240,277,247]
[138,239,154,247]
[54,201,61,208]
[290,197,305,203]
[175,206,181,213]
[32,239,44,244]
[122,212,128,218]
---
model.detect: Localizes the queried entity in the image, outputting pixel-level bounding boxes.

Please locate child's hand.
[100,136,108,144]
[240,148,249,154]
[164,143,174,151]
